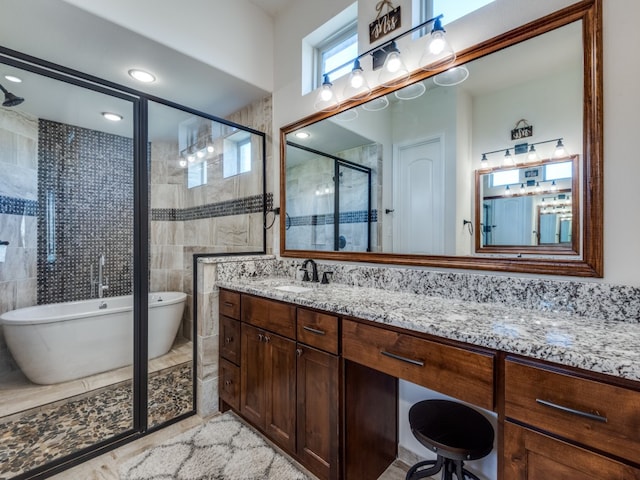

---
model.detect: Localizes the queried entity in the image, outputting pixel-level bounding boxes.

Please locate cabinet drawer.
[297,308,339,355]
[220,290,241,320]
[505,358,640,462]
[220,315,240,365]
[343,320,494,410]
[242,294,296,339]
[220,358,240,411]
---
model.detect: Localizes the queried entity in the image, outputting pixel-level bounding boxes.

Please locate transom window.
[315,21,358,87]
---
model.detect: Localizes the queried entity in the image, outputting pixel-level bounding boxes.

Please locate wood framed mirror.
[280,0,602,277]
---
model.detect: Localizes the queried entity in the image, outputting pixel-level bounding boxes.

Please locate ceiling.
[0,0,275,140]
[248,0,294,17]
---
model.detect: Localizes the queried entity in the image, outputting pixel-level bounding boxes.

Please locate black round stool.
[406,399,494,480]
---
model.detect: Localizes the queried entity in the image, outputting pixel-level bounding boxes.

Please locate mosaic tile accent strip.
[151,193,273,222]
[0,363,192,480]
[288,209,377,226]
[37,119,134,304]
[120,411,310,480]
[0,195,37,216]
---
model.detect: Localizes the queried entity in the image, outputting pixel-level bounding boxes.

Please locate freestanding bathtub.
[0,292,186,385]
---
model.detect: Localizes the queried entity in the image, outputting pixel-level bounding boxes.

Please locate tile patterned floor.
[0,363,193,480]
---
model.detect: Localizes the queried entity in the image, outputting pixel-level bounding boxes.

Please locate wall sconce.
[314,14,455,111]
[480,137,568,169]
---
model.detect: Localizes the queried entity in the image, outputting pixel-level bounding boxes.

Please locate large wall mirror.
[280,1,602,277]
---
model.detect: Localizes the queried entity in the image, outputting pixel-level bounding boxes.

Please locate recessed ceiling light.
[102,112,123,122]
[128,69,156,83]
[295,132,310,139]
[4,75,22,83]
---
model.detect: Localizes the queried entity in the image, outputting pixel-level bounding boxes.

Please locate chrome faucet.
[97,253,109,298]
[301,259,319,283]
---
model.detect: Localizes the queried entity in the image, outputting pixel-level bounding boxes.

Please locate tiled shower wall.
[37,119,134,304]
[0,110,38,379]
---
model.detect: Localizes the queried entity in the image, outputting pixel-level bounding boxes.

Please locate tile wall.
[0,109,38,380]
[37,119,134,304]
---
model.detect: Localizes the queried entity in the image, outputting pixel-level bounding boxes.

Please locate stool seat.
[406,399,494,480]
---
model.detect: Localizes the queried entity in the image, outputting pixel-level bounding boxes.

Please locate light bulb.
[188,155,195,163]
[527,145,539,162]
[550,180,558,192]
[520,183,526,195]
[343,59,371,100]
[480,154,489,169]
[554,139,566,157]
[320,85,334,102]
[535,182,541,193]
[385,52,402,73]
[503,149,514,167]
[429,32,446,55]
[504,185,512,196]
[179,159,187,168]
[207,145,215,153]
[196,150,205,158]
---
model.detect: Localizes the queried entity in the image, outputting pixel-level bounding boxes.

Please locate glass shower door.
[336,161,372,252]
[0,65,138,478]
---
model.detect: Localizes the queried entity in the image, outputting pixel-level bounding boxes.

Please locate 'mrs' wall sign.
[369,0,401,43]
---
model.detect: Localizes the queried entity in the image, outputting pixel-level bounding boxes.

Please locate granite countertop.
[217,276,640,383]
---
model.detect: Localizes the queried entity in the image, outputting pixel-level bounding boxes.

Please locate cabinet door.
[220,316,240,365]
[504,422,640,480]
[240,323,267,427]
[264,331,297,453]
[297,345,340,480]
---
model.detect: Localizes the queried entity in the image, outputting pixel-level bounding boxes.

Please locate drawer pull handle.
[380,350,425,367]
[223,301,234,307]
[535,399,608,423]
[303,326,326,336]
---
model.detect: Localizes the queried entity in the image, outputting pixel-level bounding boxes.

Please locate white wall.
[62,0,275,92]
[272,0,640,287]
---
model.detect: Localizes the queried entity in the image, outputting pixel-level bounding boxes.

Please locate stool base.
[405,457,481,480]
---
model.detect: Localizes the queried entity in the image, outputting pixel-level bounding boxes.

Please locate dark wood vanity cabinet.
[503,357,640,479]
[219,290,340,480]
[241,322,297,452]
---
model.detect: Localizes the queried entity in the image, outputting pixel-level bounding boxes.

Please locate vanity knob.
[225,336,233,344]
[296,348,303,357]
[258,333,264,342]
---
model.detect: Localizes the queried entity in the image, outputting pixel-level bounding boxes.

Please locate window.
[223,132,252,178]
[416,0,495,27]
[544,161,572,181]
[315,21,358,88]
[491,169,519,187]
[187,161,207,189]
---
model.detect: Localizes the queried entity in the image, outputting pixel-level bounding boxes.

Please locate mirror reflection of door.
[485,196,534,246]
[393,137,444,254]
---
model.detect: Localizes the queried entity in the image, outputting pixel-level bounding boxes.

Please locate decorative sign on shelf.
[369,1,401,44]
[511,119,533,141]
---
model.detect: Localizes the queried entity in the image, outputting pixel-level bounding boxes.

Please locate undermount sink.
[275,285,313,293]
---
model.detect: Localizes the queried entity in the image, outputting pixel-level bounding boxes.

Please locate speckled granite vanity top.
[217,277,640,382]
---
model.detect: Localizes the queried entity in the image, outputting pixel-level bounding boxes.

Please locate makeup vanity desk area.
[216,278,640,480]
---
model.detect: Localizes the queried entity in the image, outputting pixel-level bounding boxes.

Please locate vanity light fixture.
[550,180,558,192]
[519,183,526,195]
[4,75,22,83]
[128,69,156,83]
[480,137,567,170]
[535,181,542,193]
[504,185,512,196]
[102,112,122,122]
[313,13,455,111]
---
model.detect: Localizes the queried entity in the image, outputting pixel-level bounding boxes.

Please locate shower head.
[0,83,24,107]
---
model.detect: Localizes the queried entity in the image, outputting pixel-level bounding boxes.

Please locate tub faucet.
[301,259,319,283]
[97,253,109,298]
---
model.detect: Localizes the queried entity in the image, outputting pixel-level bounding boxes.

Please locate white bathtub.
[0,292,186,385]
